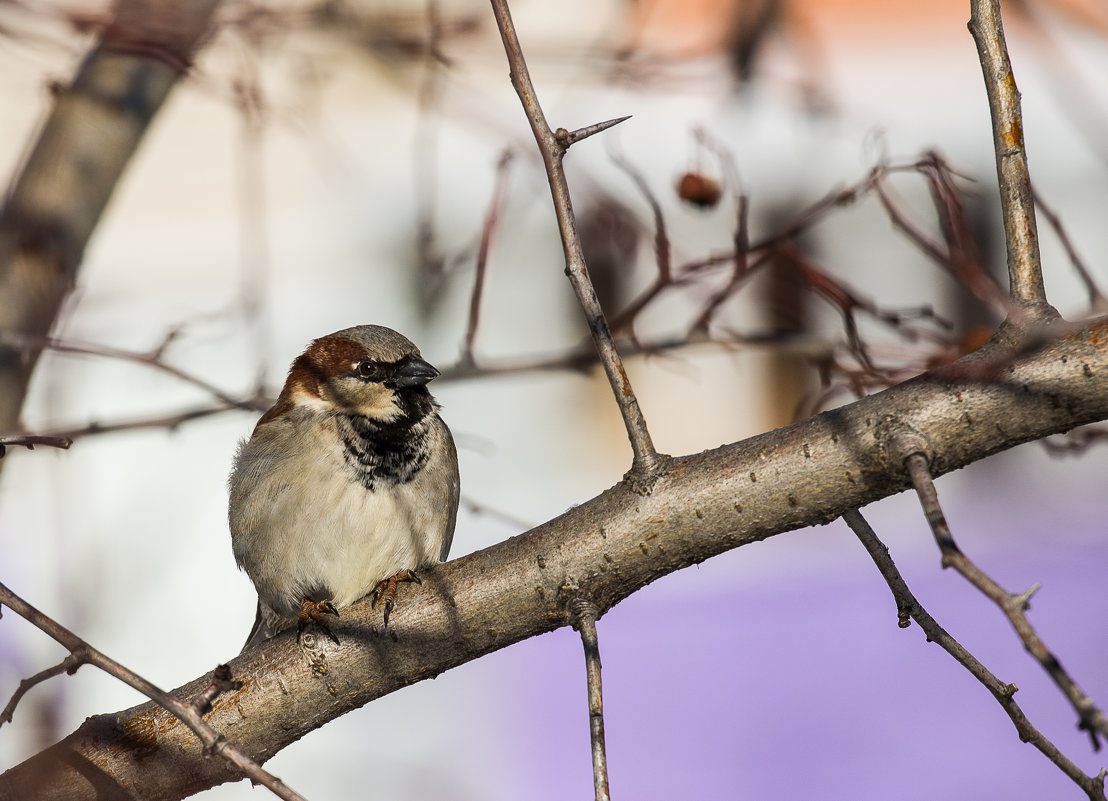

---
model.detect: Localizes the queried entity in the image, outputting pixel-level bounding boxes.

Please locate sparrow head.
[266,325,441,425]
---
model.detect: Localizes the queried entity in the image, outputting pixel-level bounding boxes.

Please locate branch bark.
[969,0,1052,316]
[4,319,1108,801]
[489,0,662,484]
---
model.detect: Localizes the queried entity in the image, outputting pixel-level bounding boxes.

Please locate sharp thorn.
[559,115,632,148]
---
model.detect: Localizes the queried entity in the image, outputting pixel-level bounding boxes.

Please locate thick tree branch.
[4,319,1108,801]
[969,0,1053,316]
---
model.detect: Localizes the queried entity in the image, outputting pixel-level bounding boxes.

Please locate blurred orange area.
[627,0,1108,59]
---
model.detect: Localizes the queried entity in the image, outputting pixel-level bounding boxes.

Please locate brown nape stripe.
[257,337,369,427]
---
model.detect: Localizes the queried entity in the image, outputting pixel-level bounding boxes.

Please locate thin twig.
[872,163,1008,320]
[689,130,750,334]
[968,0,1053,316]
[0,582,311,801]
[606,144,671,336]
[0,655,81,726]
[488,0,663,484]
[43,403,261,442]
[462,149,514,364]
[30,333,758,445]
[0,434,72,456]
[903,452,1108,750]
[191,664,244,715]
[1032,189,1108,312]
[843,509,1107,801]
[0,331,257,409]
[570,599,611,801]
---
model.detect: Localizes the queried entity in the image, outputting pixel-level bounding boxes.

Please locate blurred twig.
[1032,189,1108,312]
[462,149,514,364]
[0,332,258,411]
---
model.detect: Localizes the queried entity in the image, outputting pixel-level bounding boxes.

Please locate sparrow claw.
[371,570,421,630]
[297,597,340,645]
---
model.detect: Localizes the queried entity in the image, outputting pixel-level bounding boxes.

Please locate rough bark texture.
[3,320,1106,801]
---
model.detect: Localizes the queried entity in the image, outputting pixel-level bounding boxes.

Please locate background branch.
[0,0,223,436]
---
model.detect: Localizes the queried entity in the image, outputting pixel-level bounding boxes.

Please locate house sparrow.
[229,325,459,651]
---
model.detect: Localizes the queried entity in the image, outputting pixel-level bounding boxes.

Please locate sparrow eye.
[355,360,382,380]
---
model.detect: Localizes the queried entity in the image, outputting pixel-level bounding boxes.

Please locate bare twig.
[843,509,1107,801]
[570,599,611,801]
[489,0,663,484]
[0,332,257,410]
[0,655,81,727]
[872,162,1008,320]
[0,582,311,801]
[607,145,672,336]
[1032,189,1108,312]
[773,243,951,365]
[902,452,1108,750]
[0,434,72,456]
[30,332,773,446]
[969,0,1054,316]
[689,131,751,334]
[463,149,514,364]
[42,403,255,442]
[461,495,534,531]
[191,664,244,716]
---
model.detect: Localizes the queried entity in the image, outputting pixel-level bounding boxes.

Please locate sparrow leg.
[297,597,340,645]
[371,570,422,629]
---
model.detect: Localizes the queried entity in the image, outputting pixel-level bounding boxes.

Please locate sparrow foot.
[371,570,422,629]
[297,598,340,645]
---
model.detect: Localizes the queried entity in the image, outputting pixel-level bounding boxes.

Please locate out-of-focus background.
[1,0,1107,798]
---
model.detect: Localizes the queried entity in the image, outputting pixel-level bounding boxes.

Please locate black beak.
[388,355,439,389]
